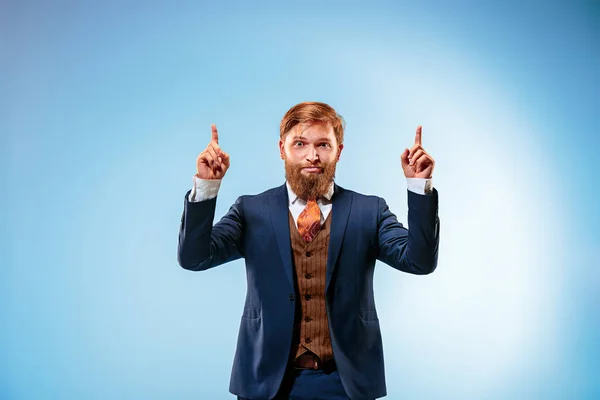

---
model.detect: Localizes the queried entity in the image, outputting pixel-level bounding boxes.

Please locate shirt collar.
[286,181,334,206]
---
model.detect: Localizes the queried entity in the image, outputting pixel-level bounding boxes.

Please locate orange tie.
[297,198,321,242]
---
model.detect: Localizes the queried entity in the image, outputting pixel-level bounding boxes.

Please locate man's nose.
[305,145,319,162]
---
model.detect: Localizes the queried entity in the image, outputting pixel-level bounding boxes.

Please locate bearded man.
[177,102,440,400]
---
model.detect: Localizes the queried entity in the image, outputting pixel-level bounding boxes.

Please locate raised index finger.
[414,125,422,146]
[211,124,219,144]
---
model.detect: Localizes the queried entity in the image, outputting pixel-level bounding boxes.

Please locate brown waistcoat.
[288,212,334,362]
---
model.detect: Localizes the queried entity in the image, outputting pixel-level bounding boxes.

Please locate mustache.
[299,162,324,168]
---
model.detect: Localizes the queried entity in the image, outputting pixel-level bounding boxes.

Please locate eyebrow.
[290,136,332,142]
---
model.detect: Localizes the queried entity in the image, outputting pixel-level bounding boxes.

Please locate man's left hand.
[401,126,435,179]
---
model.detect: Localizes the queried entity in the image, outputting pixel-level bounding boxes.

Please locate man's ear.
[336,144,344,161]
[279,139,285,160]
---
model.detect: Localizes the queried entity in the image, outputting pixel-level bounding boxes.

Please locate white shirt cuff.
[406,178,433,195]
[189,175,222,202]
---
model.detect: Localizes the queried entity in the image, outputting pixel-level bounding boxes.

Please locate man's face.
[279,122,343,199]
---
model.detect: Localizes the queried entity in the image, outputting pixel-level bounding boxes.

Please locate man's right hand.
[196,124,230,180]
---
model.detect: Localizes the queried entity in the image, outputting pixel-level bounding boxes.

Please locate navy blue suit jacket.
[177,183,440,400]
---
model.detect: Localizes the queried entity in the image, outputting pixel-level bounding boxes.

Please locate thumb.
[400,148,410,168]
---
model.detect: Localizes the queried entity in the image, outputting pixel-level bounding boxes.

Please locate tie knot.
[305,198,320,214]
[298,198,321,242]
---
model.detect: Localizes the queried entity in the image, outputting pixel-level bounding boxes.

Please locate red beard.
[284,159,336,200]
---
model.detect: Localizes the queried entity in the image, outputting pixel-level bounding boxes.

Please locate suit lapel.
[326,184,352,292]
[269,184,295,289]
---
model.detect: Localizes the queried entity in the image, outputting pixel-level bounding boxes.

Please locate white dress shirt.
[188,176,434,226]
[286,182,334,227]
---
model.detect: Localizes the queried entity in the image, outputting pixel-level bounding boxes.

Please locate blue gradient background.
[3,1,599,399]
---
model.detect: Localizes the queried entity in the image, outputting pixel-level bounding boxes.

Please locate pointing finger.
[211,124,219,144]
[208,141,221,155]
[414,125,422,146]
[208,141,223,164]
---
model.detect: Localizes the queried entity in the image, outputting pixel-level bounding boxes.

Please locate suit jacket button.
[289,294,295,301]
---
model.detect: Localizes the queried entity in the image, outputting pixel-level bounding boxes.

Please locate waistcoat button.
[305,294,312,301]
[305,273,312,279]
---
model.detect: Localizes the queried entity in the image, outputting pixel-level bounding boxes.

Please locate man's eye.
[320,143,331,148]
[294,141,304,147]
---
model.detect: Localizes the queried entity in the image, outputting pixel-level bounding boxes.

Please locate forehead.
[287,122,336,141]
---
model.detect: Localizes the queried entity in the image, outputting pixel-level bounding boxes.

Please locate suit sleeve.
[177,190,244,271]
[376,189,440,275]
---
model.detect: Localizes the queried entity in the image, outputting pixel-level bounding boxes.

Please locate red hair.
[280,102,345,144]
